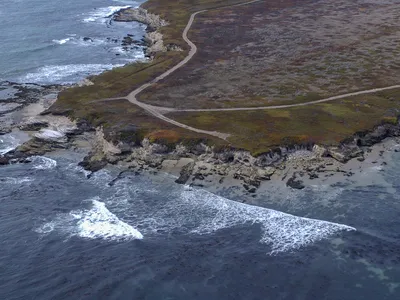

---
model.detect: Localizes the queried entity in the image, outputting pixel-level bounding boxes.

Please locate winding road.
[96,0,400,140]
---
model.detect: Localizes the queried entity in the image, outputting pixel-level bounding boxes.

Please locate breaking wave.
[0,134,20,155]
[52,36,107,47]
[144,187,355,254]
[101,179,356,254]
[35,167,355,253]
[37,198,143,241]
[83,6,131,23]
[52,38,72,45]
[19,63,124,84]
[30,156,57,170]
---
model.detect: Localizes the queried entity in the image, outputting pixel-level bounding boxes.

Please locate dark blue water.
[0,0,145,84]
[1,134,400,299]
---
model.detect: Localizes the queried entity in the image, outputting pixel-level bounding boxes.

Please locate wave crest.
[83,6,131,23]
[36,198,143,241]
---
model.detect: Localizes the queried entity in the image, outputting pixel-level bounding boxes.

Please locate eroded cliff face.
[2,114,400,191]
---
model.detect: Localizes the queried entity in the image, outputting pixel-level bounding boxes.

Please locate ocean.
[1,0,400,299]
[0,0,145,84]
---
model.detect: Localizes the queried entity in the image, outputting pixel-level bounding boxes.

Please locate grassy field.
[50,0,255,147]
[139,0,400,108]
[49,0,400,154]
[168,89,400,155]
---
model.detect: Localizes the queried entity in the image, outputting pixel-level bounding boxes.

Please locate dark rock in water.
[78,156,108,173]
[309,173,319,180]
[0,127,11,135]
[83,37,93,42]
[193,173,205,180]
[19,121,48,131]
[175,162,195,184]
[287,175,305,190]
[121,36,135,47]
[0,156,9,165]
[243,184,257,193]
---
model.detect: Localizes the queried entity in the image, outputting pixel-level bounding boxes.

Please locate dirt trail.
[123,3,265,140]
[176,85,400,112]
[93,0,400,140]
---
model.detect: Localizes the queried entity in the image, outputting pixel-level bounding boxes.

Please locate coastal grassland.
[49,0,260,145]
[142,0,253,49]
[51,51,185,113]
[167,89,400,155]
[51,0,256,114]
[69,99,222,148]
[139,0,400,109]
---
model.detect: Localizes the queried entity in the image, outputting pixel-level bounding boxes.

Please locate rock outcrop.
[112,7,182,57]
[175,161,195,184]
[113,8,169,29]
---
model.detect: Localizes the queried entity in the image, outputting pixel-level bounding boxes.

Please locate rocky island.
[2,0,400,193]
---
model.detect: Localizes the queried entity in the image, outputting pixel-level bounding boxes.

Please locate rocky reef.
[0,81,62,134]
[113,7,182,57]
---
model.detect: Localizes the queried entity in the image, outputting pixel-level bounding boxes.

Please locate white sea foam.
[37,198,143,241]
[53,36,107,47]
[36,175,354,253]
[0,177,33,184]
[19,64,124,84]
[187,189,355,254]
[83,6,131,23]
[0,135,20,155]
[73,199,143,240]
[134,187,356,254]
[52,38,71,45]
[66,163,92,178]
[30,156,57,170]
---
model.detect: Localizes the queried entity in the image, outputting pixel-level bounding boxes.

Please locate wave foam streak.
[20,64,123,84]
[83,6,131,23]
[136,187,355,254]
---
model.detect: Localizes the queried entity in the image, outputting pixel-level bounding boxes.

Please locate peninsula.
[4,0,400,190]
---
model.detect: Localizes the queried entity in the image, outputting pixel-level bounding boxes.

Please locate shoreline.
[1,3,400,195]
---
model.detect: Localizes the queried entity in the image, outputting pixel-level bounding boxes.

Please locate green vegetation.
[49,0,400,155]
[168,89,400,155]
[50,0,256,148]
[68,99,221,148]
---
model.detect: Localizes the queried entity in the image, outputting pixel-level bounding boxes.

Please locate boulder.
[19,121,48,131]
[312,144,327,158]
[0,127,11,135]
[257,167,275,180]
[0,156,9,165]
[175,161,195,184]
[286,175,305,190]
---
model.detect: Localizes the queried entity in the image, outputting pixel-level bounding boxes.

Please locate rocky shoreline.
[1,75,400,193]
[1,6,400,193]
[113,7,182,57]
